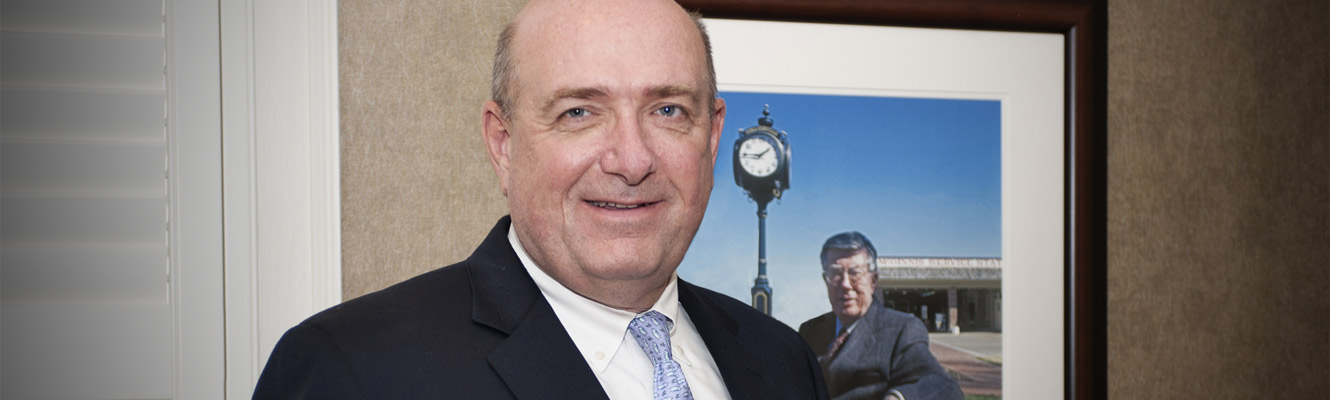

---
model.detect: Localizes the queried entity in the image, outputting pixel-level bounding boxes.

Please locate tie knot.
[629,310,693,399]
[629,311,674,365]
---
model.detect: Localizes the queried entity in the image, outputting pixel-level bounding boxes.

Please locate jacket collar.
[678,280,777,400]
[466,216,610,400]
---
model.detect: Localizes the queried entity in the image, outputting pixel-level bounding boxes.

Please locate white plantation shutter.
[3,0,337,396]
[1,0,175,398]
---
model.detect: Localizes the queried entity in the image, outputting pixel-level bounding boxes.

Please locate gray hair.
[489,10,717,120]
[820,231,878,271]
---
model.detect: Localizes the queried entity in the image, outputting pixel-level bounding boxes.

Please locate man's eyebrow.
[537,85,702,114]
[540,87,608,114]
[646,85,701,103]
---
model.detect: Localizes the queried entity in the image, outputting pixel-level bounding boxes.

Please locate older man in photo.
[252,1,828,399]
[799,232,961,400]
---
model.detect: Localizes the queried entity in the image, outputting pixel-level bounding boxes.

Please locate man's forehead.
[506,3,708,108]
[825,248,873,264]
[509,0,702,62]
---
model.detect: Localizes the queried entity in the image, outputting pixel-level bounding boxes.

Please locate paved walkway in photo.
[929,332,1002,397]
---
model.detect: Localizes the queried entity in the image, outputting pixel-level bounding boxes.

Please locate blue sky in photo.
[677,91,1002,328]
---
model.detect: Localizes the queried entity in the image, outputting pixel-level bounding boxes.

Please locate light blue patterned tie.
[628,311,694,400]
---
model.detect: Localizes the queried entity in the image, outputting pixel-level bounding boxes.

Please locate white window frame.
[220,0,341,397]
[169,0,224,397]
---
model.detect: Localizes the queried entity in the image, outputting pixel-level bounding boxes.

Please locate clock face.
[738,137,779,178]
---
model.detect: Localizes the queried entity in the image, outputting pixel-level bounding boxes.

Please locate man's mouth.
[587,201,656,210]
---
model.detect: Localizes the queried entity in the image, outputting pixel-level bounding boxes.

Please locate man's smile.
[587,200,658,209]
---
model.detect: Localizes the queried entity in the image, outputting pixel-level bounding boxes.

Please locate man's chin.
[834,306,864,320]
[573,238,685,274]
[577,256,673,282]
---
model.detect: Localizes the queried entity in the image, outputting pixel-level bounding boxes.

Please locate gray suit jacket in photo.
[798,296,962,400]
[253,216,829,399]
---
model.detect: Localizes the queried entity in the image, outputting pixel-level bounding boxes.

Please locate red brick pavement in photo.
[930,342,1002,397]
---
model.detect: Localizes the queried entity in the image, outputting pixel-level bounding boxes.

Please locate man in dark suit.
[253,0,828,399]
[798,232,962,400]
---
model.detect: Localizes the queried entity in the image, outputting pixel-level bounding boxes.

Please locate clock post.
[753,199,772,315]
[732,105,791,315]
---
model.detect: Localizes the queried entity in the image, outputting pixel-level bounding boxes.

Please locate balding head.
[490,0,716,120]
[479,0,728,311]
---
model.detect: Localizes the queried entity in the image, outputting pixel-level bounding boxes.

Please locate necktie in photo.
[629,311,694,400]
[823,329,852,362]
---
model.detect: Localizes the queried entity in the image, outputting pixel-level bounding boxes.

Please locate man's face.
[482,0,725,308]
[823,248,877,326]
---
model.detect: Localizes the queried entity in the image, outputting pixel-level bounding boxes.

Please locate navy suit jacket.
[797,297,962,400]
[254,216,828,399]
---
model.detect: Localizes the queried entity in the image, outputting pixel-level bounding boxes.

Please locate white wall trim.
[169,0,226,397]
[307,0,343,316]
[220,0,259,395]
[221,0,340,397]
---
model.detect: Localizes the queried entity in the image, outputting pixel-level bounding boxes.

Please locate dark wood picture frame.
[676,1,1108,399]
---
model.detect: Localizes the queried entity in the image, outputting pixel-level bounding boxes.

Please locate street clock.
[732,105,791,315]
[733,105,791,205]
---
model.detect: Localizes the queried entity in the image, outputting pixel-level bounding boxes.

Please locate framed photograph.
[674,1,1106,399]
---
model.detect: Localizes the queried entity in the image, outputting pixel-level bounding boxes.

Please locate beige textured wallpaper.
[340,0,527,299]
[340,0,1329,396]
[1107,0,1328,397]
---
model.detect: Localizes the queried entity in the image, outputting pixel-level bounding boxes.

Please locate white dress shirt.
[509,227,732,399]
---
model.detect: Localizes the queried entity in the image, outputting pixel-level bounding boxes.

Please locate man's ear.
[482,100,513,196]
[707,97,727,164]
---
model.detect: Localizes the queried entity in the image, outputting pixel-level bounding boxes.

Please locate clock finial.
[758,104,774,127]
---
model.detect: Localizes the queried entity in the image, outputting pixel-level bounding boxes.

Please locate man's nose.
[600,115,657,185]
[839,274,856,291]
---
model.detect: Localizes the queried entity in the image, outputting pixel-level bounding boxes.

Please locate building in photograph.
[875,257,1002,332]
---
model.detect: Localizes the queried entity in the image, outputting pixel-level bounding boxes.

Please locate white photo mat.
[707,18,1065,399]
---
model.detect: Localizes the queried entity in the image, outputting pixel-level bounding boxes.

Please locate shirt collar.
[508,226,681,372]
[835,315,863,336]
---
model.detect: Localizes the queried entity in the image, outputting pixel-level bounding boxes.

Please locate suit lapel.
[487,299,610,400]
[803,314,836,358]
[835,315,881,371]
[467,217,610,400]
[828,298,886,377]
[678,280,777,400]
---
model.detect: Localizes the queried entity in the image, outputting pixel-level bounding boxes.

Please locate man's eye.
[656,105,680,117]
[563,108,588,118]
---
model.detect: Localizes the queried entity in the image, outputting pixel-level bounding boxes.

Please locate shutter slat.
[1,196,167,243]
[2,303,172,399]
[2,88,165,141]
[1,0,163,36]
[2,245,168,302]
[1,32,164,89]
[2,141,166,194]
